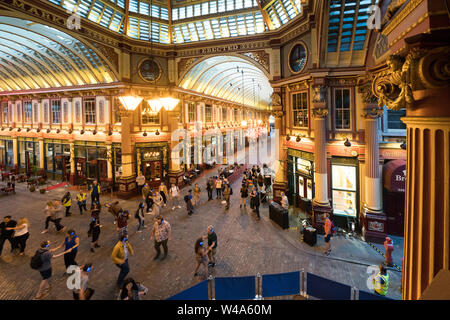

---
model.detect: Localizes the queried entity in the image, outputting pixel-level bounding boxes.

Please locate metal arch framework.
[179,55,272,109]
[0,16,118,92]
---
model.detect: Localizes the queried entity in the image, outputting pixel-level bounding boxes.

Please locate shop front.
[383,159,406,236]
[44,139,71,181]
[0,137,14,170]
[18,138,40,175]
[74,142,108,185]
[331,157,359,229]
[287,149,314,213]
[135,142,168,189]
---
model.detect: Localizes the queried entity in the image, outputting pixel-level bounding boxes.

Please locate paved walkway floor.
[0,137,403,300]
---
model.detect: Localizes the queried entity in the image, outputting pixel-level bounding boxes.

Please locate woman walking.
[62,192,72,217]
[145,192,154,213]
[42,201,65,234]
[152,192,163,217]
[7,218,30,255]
[159,182,168,207]
[89,217,101,253]
[194,238,208,277]
[135,202,145,232]
[62,229,80,270]
[240,183,248,208]
[193,183,201,206]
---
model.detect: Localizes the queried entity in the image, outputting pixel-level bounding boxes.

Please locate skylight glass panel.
[255,12,264,33]
[139,1,149,15]
[151,4,160,18]
[109,12,123,31]
[186,5,193,18]
[61,0,77,12]
[129,0,138,13]
[245,13,255,34]
[202,2,209,15]
[188,23,198,41]
[226,0,234,11]
[117,0,125,9]
[274,2,288,24]
[99,7,114,27]
[282,0,296,18]
[179,7,186,19]
[181,25,190,42]
[76,0,91,18]
[196,22,206,40]
[194,4,201,16]
[211,19,221,38]
[88,1,104,23]
[228,16,237,36]
[244,0,253,8]
[210,1,217,13]
[218,0,226,13]
[267,7,281,28]
[236,0,243,10]
[236,15,246,35]
[140,19,149,40]
[203,20,214,39]
[49,0,61,5]
[151,22,160,42]
[219,17,229,37]
[160,24,169,43]
[160,7,169,20]
[174,25,184,43]
[172,8,178,20]
[128,17,139,38]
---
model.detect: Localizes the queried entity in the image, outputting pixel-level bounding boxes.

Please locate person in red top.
[384,237,394,267]
[323,213,332,255]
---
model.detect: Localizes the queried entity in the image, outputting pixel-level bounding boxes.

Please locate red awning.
[383,159,407,192]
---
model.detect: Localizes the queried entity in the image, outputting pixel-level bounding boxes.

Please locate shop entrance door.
[143,160,162,188]
[76,158,86,184]
[384,191,405,236]
[25,151,32,175]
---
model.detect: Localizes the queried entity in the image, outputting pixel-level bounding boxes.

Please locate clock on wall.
[138,58,161,82]
[289,43,307,73]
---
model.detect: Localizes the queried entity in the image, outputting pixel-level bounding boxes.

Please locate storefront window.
[24,102,32,123]
[6,141,13,167]
[332,164,357,216]
[188,102,196,122]
[46,144,54,172]
[84,98,96,124]
[205,104,212,122]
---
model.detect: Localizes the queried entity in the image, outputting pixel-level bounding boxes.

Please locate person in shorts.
[205,225,217,267]
[34,240,64,299]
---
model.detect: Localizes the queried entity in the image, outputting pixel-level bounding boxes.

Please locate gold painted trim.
[382,0,423,36]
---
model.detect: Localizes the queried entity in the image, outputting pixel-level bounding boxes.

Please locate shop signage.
[143,151,161,160]
[383,160,406,192]
[380,148,406,160]
[368,220,384,232]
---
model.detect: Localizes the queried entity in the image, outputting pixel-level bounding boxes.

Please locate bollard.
[351,287,359,300]
[208,275,215,300]
[254,273,262,300]
[300,269,305,296]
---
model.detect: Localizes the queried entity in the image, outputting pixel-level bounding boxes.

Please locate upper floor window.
[24,101,32,123]
[43,102,49,123]
[142,113,160,124]
[63,102,69,123]
[84,98,96,124]
[222,107,227,122]
[33,103,39,123]
[75,101,81,123]
[234,109,239,122]
[334,88,351,130]
[188,102,196,122]
[205,104,212,122]
[385,107,406,131]
[51,100,61,124]
[16,103,22,123]
[292,92,308,127]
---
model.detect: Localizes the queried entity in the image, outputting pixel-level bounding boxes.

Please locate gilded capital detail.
[362,107,384,119]
[312,85,327,103]
[312,107,328,118]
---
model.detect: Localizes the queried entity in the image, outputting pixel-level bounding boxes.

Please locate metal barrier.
[167,270,393,300]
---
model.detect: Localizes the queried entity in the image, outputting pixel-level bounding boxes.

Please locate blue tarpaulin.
[306,273,352,300]
[167,280,209,300]
[359,290,393,300]
[215,276,256,300]
[262,271,300,298]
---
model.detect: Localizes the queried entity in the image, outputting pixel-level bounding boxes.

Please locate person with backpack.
[76,190,87,215]
[135,202,146,232]
[88,216,101,253]
[324,213,335,255]
[62,192,72,217]
[169,183,181,211]
[31,240,64,300]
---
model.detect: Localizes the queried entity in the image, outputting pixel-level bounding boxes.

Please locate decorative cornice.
[312,107,328,118]
[381,0,423,36]
[362,107,383,119]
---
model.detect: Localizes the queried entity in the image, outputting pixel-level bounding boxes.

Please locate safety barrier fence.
[167,270,393,300]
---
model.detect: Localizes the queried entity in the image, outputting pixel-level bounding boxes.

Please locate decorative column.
[311,85,332,234]
[167,109,184,187]
[271,92,287,203]
[38,137,44,175]
[360,101,386,243]
[12,137,18,172]
[69,141,75,185]
[372,39,450,299]
[117,109,137,198]
[106,143,113,184]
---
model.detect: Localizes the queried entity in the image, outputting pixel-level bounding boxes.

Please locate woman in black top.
[89,217,101,253]
[119,278,148,300]
[240,184,248,208]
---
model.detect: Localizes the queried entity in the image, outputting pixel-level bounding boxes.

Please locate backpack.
[184,195,190,203]
[331,221,336,234]
[30,250,43,270]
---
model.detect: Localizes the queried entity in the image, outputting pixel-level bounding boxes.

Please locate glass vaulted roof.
[47,0,302,44]
[0,16,118,92]
[180,56,273,109]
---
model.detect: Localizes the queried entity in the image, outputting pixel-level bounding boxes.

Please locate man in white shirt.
[136,173,146,196]
[281,192,289,210]
[169,183,181,211]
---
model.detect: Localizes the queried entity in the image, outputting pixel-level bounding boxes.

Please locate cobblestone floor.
[0,140,403,300]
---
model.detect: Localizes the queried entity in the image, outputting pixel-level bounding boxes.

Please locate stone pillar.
[311,85,332,234]
[38,138,44,172]
[167,110,184,187]
[106,143,113,183]
[117,110,136,198]
[372,39,450,299]
[12,137,18,172]
[272,107,287,203]
[69,141,75,185]
[361,106,386,243]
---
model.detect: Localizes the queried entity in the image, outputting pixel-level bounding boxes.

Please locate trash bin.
[303,227,317,246]
[269,201,289,229]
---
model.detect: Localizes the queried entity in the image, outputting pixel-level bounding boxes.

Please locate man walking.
[185,190,194,216]
[205,225,217,267]
[88,180,101,209]
[206,177,213,201]
[252,188,261,220]
[323,213,333,255]
[223,183,232,210]
[215,177,222,199]
[150,215,171,261]
[111,235,134,288]
[0,215,17,257]
[136,172,146,196]
[76,190,87,215]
